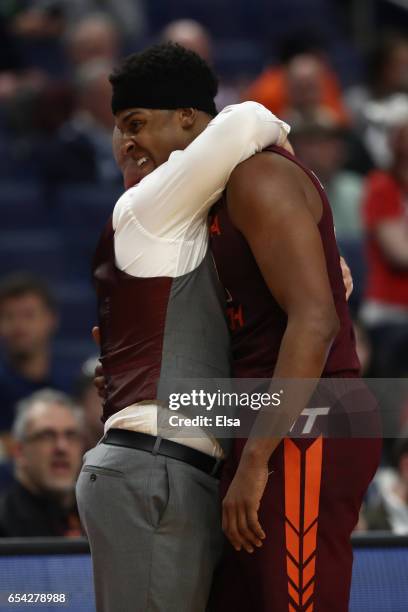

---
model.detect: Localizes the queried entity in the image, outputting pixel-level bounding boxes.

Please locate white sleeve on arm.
[113,101,290,239]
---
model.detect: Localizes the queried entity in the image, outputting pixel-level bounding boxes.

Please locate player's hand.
[222,458,268,553]
[340,256,353,300]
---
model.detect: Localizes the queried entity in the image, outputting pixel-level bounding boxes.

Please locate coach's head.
[110,42,218,189]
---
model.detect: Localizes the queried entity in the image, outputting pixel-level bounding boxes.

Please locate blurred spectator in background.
[2,1,69,79]
[9,1,66,41]
[364,433,408,534]
[35,59,120,185]
[1,10,124,171]
[290,110,364,240]
[61,0,147,45]
[162,19,211,63]
[9,12,122,161]
[0,5,68,172]
[0,274,75,438]
[0,389,84,537]
[285,55,338,120]
[360,117,408,376]
[245,29,348,124]
[0,4,58,142]
[3,0,145,55]
[75,357,103,451]
[346,33,408,168]
[64,13,121,69]
[161,19,240,109]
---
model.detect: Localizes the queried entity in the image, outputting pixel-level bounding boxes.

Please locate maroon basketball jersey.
[209,145,360,378]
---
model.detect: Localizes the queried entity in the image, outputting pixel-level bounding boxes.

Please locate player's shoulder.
[228,148,303,202]
[227,149,307,229]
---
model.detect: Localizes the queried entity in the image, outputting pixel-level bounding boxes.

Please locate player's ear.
[178,108,197,129]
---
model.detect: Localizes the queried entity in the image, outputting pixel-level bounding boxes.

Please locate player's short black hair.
[0,273,57,313]
[110,42,218,116]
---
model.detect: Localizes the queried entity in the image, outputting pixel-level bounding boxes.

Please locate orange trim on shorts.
[304,437,323,532]
[284,437,323,611]
[284,439,301,532]
[302,556,316,587]
[303,522,318,564]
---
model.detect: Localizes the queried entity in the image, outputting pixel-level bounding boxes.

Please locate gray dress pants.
[76,442,224,612]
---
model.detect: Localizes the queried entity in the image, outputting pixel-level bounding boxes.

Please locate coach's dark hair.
[0,273,57,313]
[110,42,218,116]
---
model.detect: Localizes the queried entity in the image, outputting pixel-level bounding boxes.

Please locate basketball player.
[207,147,382,612]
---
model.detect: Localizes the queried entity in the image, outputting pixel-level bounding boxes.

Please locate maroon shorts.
[209,382,382,612]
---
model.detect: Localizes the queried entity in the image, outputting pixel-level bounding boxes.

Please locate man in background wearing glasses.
[0,389,84,537]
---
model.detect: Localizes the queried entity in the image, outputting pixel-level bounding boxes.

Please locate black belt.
[102,429,224,478]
